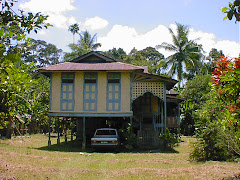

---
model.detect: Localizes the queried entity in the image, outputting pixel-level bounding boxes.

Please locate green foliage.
[103,47,165,75]
[68,23,80,44]
[193,91,225,128]
[204,48,225,74]
[0,0,51,62]
[64,31,101,61]
[191,57,240,161]
[156,23,203,88]
[180,75,212,135]
[191,122,231,161]
[104,48,127,61]
[159,129,180,150]
[26,74,50,133]
[0,62,37,127]
[222,0,240,22]
[22,39,63,67]
[121,124,139,151]
[0,0,51,137]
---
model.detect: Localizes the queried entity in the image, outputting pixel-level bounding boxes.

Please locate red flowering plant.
[211,57,240,157]
[212,56,240,126]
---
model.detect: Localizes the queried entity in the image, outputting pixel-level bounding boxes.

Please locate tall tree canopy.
[68,23,80,44]
[0,0,51,137]
[203,48,225,74]
[79,31,101,51]
[22,39,63,67]
[64,31,101,61]
[156,23,202,88]
[104,48,127,61]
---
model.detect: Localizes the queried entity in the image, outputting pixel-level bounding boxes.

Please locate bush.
[120,124,139,151]
[159,129,180,150]
[190,123,232,161]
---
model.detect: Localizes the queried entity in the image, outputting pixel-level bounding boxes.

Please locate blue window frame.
[83,72,97,111]
[61,72,74,111]
[107,72,121,111]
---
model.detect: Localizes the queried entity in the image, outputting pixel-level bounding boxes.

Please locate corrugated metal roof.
[39,62,145,71]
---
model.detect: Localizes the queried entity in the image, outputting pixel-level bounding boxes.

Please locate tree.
[222,0,240,22]
[124,47,159,74]
[104,48,127,61]
[64,31,101,61]
[79,31,101,51]
[180,75,212,135]
[27,73,50,134]
[156,23,202,89]
[202,48,225,74]
[68,23,80,44]
[0,0,51,138]
[191,57,240,161]
[22,39,63,67]
[139,47,164,74]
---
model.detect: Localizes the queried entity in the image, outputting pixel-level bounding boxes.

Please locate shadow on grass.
[129,147,179,154]
[36,138,92,153]
[37,139,179,154]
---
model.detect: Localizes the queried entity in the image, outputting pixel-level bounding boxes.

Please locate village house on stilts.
[39,51,183,149]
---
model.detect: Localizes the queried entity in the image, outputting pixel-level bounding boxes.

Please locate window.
[107,72,121,111]
[84,72,97,111]
[61,73,74,111]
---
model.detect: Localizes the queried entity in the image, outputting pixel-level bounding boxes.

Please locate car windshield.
[96,130,116,135]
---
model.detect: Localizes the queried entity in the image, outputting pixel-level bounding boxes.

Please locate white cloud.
[98,24,172,56]
[19,0,76,29]
[215,40,240,57]
[68,16,78,26]
[82,17,109,31]
[189,28,240,57]
[98,23,240,58]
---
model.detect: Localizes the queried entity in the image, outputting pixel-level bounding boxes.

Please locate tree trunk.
[6,116,12,139]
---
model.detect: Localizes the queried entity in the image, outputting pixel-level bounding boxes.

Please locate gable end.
[71,51,116,63]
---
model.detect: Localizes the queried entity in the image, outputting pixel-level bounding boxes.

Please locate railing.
[137,116,180,148]
[137,130,159,147]
[167,117,180,128]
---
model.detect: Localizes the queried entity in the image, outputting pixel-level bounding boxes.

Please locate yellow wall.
[74,72,84,111]
[50,71,131,113]
[51,72,61,111]
[121,72,131,112]
[97,72,107,112]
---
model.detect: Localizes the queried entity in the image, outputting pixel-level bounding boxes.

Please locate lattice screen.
[132,82,164,100]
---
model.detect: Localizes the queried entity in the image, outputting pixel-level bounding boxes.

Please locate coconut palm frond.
[157,43,177,52]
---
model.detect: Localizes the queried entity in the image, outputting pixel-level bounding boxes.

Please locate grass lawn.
[0,134,239,180]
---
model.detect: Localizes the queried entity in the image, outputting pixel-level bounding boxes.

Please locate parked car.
[91,128,119,151]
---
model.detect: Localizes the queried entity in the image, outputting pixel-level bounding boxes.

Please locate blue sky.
[18,0,239,57]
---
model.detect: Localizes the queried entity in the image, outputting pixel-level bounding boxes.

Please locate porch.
[132,92,181,147]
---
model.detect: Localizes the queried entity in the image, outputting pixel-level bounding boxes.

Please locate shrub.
[120,124,139,151]
[159,129,180,150]
[191,57,240,161]
[190,123,231,161]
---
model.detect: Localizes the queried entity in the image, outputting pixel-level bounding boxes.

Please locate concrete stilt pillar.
[57,118,60,144]
[48,117,51,147]
[82,117,86,150]
[65,117,68,143]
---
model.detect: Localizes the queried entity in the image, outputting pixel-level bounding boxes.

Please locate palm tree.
[79,31,101,51]
[156,23,202,89]
[68,23,80,44]
[64,31,101,62]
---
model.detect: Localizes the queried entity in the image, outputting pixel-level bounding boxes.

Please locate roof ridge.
[115,61,144,69]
